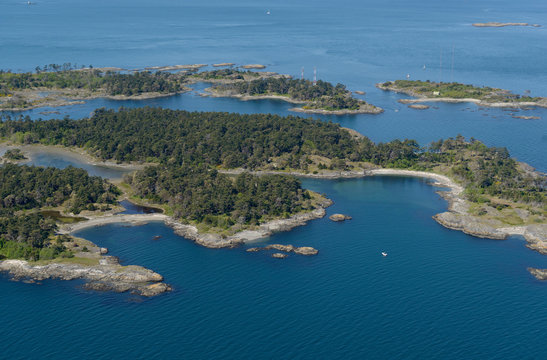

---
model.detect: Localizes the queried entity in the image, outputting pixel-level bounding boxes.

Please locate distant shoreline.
[377,82,547,109]
[203,87,384,115]
[472,22,541,28]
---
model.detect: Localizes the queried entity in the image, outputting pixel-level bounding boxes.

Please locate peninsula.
[376,80,547,109]
[0,164,171,296]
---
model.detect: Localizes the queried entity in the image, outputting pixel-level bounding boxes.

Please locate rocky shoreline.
[60,202,332,250]
[219,167,547,261]
[0,258,171,296]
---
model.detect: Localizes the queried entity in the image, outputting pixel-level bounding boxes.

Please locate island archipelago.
[0,73,546,295]
[0,64,381,115]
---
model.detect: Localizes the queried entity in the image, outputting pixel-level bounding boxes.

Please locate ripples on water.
[1,0,547,358]
[2,177,547,359]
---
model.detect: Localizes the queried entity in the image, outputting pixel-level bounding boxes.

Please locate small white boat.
[381,252,388,257]
[266,9,271,15]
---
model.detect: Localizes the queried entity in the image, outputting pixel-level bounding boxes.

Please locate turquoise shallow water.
[1,0,547,359]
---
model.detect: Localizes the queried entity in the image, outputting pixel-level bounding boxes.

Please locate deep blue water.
[3,177,547,359]
[2,0,547,359]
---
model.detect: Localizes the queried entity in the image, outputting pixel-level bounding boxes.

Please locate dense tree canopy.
[0,108,545,206]
[0,108,358,167]
[0,164,120,260]
[214,77,364,110]
[127,164,311,227]
[0,69,185,96]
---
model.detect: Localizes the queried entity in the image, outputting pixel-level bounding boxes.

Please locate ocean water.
[1,0,547,359]
[2,177,547,359]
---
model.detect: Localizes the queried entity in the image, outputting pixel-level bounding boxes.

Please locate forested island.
[1,107,545,214]
[1,107,546,289]
[197,69,382,114]
[377,80,547,108]
[0,65,188,110]
[0,65,382,114]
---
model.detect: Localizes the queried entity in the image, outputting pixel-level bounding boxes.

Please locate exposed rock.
[293,247,319,256]
[408,104,430,110]
[213,63,235,67]
[329,214,352,222]
[272,253,288,259]
[354,91,366,95]
[248,244,318,256]
[99,256,120,265]
[241,64,266,69]
[433,212,507,239]
[100,247,108,254]
[0,259,170,297]
[265,244,295,252]
[521,225,547,254]
[152,235,162,240]
[166,205,329,249]
[528,268,547,280]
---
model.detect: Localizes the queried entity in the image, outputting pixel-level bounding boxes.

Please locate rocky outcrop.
[241,64,266,69]
[293,247,319,256]
[408,104,429,110]
[0,258,171,297]
[329,214,352,222]
[433,212,507,239]
[528,268,547,280]
[272,253,288,259]
[245,244,319,256]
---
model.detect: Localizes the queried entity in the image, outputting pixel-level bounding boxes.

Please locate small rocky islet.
[329,214,352,222]
[246,244,319,257]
